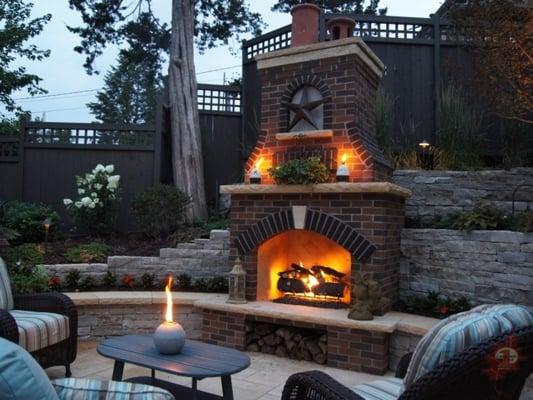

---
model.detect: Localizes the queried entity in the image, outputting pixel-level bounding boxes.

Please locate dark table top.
[97,334,251,379]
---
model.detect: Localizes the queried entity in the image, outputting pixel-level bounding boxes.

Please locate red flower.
[49,276,61,291]
[439,305,449,316]
[122,275,135,288]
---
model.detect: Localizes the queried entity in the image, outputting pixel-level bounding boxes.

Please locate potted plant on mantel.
[268,157,329,185]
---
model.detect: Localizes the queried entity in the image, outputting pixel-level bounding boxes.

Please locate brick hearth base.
[201,308,389,375]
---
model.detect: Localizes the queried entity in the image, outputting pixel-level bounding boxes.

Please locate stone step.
[175,243,203,250]
[193,238,211,245]
[209,230,230,241]
[160,247,224,259]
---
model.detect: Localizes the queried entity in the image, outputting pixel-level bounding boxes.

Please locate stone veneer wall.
[393,168,533,226]
[42,230,230,282]
[400,229,533,306]
[77,303,203,340]
[229,192,406,303]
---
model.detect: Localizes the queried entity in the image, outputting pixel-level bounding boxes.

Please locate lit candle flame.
[341,153,347,164]
[255,157,264,170]
[165,277,173,323]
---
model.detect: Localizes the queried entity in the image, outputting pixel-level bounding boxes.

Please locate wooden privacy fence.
[0,120,159,231]
[241,14,484,154]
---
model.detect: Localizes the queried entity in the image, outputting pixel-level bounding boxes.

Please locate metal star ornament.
[282,86,328,131]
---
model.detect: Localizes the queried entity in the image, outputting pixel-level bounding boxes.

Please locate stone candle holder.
[154,321,186,355]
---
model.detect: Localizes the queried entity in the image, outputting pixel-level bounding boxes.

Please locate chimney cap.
[290,3,322,15]
[326,16,356,28]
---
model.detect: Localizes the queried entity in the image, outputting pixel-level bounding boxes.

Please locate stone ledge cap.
[255,37,385,77]
[220,182,412,198]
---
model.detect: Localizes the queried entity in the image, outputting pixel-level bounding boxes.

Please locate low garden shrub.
[131,184,190,239]
[432,202,532,232]
[4,243,45,271]
[79,276,96,291]
[64,242,112,263]
[1,200,59,243]
[176,273,192,289]
[396,291,472,319]
[65,270,81,291]
[268,157,329,185]
[9,265,50,294]
[102,271,117,288]
[141,273,156,290]
[63,164,120,235]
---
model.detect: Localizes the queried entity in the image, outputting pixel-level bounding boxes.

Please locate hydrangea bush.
[63,164,120,235]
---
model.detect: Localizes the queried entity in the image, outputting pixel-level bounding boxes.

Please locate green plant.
[0,200,59,243]
[193,216,229,233]
[131,184,191,239]
[4,243,44,273]
[510,211,533,233]
[176,273,192,290]
[10,266,50,294]
[65,270,81,290]
[375,87,396,156]
[49,275,61,291]
[268,157,329,185]
[79,276,96,291]
[63,164,120,235]
[501,120,532,168]
[207,276,228,293]
[437,84,485,170]
[64,242,112,263]
[140,273,156,290]
[400,291,472,319]
[192,278,209,292]
[451,202,508,231]
[102,271,117,288]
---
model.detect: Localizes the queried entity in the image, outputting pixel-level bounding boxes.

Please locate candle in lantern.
[153,277,186,354]
[336,153,349,182]
[250,157,263,184]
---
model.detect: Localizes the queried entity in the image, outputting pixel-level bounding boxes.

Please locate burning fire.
[341,153,347,164]
[165,277,174,323]
[255,157,264,170]
[300,262,320,294]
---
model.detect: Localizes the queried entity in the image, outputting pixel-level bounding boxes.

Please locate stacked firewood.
[277,263,347,298]
[245,322,327,364]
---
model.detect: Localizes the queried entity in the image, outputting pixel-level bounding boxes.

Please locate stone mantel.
[220,182,412,198]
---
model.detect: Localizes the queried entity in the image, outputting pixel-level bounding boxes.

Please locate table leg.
[112,361,124,381]
[192,378,198,400]
[221,376,234,400]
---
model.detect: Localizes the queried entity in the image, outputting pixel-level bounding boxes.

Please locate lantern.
[227,257,247,304]
[336,153,349,182]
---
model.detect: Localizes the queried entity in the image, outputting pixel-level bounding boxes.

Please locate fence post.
[432,13,441,145]
[17,117,27,200]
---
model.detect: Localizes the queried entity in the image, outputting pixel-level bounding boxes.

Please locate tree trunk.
[168,0,207,220]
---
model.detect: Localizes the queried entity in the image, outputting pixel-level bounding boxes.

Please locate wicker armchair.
[282,307,533,400]
[0,258,77,377]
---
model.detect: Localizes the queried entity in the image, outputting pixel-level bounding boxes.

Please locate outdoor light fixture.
[42,217,52,249]
[250,157,263,184]
[336,154,349,182]
[154,276,186,354]
[419,140,430,149]
[227,257,247,304]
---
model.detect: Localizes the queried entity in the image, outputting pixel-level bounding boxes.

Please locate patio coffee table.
[97,334,250,400]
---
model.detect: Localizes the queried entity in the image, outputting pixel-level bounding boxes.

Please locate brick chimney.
[290,3,321,47]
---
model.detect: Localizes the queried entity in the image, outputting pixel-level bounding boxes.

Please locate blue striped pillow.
[404,304,533,387]
[0,258,14,310]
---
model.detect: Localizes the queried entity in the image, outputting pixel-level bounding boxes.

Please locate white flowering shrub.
[63,164,120,234]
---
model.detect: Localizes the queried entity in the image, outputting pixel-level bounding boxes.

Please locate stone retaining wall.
[393,168,533,226]
[400,229,533,306]
[78,304,203,340]
[42,230,231,283]
[389,331,422,371]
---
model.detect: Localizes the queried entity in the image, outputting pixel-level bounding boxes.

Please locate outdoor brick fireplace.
[199,6,411,374]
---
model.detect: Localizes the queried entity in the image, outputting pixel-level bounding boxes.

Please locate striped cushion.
[52,378,175,400]
[0,258,14,310]
[404,304,533,387]
[10,309,70,353]
[352,377,404,400]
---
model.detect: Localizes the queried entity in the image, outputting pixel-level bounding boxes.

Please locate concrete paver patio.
[46,341,391,400]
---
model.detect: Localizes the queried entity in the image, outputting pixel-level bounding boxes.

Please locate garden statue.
[348,272,390,321]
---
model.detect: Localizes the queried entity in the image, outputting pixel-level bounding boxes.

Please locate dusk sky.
[4,1,443,122]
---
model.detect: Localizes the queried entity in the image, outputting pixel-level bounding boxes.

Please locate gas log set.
[275,262,349,308]
[246,321,327,364]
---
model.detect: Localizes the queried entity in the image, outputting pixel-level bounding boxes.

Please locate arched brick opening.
[235,208,376,263]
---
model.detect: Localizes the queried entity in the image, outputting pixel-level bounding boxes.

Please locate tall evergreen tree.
[87,52,162,124]
[69,0,263,219]
[271,0,386,14]
[0,0,51,116]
